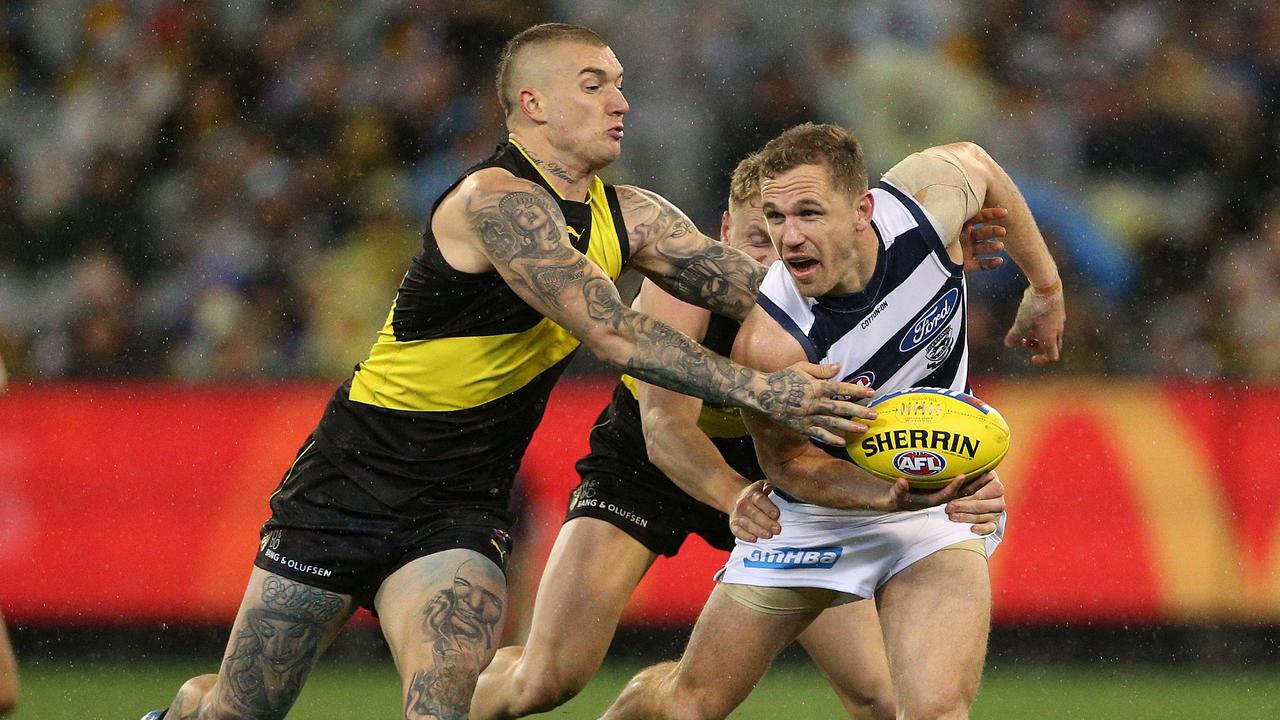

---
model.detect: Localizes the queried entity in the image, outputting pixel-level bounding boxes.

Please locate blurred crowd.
[0,0,1275,381]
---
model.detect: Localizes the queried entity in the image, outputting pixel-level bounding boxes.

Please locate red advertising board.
[0,380,1277,626]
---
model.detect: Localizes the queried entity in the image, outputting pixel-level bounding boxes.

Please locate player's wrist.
[1030,275,1062,297]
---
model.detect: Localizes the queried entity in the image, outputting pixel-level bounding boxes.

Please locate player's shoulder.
[612,183,655,205]
[610,183,698,256]
[611,183,663,224]
[613,183,688,221]
[868,182,923,234]
[733,303,807,372]
[438,167,559,223]
[455,166,548,199]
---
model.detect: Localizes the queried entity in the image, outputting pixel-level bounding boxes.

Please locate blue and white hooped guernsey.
[757,178,970,463]
[717,179,1003,595]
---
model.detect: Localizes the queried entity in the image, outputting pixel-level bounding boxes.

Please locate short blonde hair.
[728,152,763,207]
[495,23,607,118]
[758,123,868,197]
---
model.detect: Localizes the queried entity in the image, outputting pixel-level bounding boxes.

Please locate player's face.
[721,199,778,265]
[539,42,628,170]
[761,163,870,297]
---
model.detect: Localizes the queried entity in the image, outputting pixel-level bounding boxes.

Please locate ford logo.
[899,288,959,352]
[893,450,945,477]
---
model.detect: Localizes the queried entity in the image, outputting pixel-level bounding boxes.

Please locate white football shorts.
[717,491,1005,600]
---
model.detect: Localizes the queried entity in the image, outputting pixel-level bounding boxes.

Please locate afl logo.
[893,450,945,477]
[900,288,959,352]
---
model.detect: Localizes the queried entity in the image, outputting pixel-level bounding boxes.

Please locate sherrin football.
[847,387,1010,489]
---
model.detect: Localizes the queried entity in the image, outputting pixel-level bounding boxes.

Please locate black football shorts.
[254,437,514,610]
[564,468,735,557]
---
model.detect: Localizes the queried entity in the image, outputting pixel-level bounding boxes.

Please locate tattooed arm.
[431,169,873,445]
[631,278,750,516]
[615,185,765,322]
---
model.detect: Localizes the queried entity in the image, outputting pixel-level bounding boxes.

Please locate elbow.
[950,141,1000,181]
[642,432,666,470]
[762,459,803,495]
[640,413,672,470]
[580,325,632,370]
[950,141,993,164]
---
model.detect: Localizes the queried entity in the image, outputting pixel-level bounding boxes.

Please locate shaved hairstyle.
[758,123,869,198]
[728,152,763,207]
[495,23,608,118]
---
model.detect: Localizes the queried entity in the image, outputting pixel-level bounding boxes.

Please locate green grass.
[10,658,1280,719]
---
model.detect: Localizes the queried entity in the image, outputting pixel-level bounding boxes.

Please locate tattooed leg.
[163,674,214,720]
[169,568,354,720]
[375,549,507,720]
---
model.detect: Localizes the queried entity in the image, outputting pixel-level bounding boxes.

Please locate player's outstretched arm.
[615,185,765,322]
[884,143,1065,364]
[631,279,781,539]
[437,171,872,444]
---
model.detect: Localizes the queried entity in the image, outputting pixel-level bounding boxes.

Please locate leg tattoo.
[219,576,345,718]
[403,559,504,720]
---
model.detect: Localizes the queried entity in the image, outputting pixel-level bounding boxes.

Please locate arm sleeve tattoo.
[617,185,766,321]
[463,180,832,438]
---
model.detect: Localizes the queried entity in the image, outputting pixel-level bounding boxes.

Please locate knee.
[664,694,722,720]
[0,690,16,717]
[899,690,974,720]
[606,661,730,720]
[847,694,896,720]
[837,684,896,720]
[191,675,289,720]
[509,661,591,714]
[170,675,222,720]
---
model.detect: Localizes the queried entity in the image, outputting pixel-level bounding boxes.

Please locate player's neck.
[508,132,596,202]
[831,229,881,294]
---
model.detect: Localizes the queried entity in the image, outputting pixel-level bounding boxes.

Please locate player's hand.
[761,362,877,446]
[1004,279,1065,365]
[961,207,1007,274]
[873,471,996,513]
[944,471,1005,536]
[729,480,782,542]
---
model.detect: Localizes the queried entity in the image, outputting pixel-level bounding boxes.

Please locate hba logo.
[744,546,842,569]
[894,450,945,477]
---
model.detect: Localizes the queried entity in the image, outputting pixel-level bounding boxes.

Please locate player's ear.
[854,189,874,231]
[719,210,732,244]
[518,87,545,123]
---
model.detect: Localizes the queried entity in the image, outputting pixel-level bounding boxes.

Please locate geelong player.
[140,26,921,720]
[470,154,1011,720]
[604,124,1065,720]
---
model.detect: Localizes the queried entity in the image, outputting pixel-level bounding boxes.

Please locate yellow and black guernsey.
[575,312,759,486]
[312,139,629,507]
[567,312,760,556]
